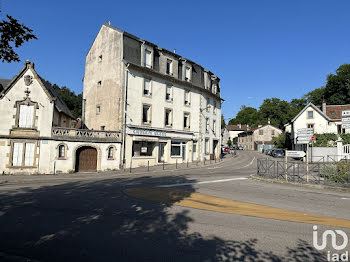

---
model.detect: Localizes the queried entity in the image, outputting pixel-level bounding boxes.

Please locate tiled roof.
[325,105,350,120]
[0,78,11,92]
[226,125,249,131]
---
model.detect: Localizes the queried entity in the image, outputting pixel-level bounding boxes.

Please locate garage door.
[75,146,97,172]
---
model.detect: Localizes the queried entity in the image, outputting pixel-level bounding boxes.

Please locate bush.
[321,161,350,183]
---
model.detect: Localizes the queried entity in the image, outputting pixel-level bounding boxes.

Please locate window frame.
[184,90,191,106]
[144,48,153,68]
[142,104,152,125]
[185,66,191,81]
[184,112,190,130]
[165,85,172,102]
[10,141,37,168]
[307,111,314,119]
[164,108,173,127]
[57,143,68,160]
[107,145,116,160]
[15,98,38,130]
[143,78,152,97]
[166,59,173,75]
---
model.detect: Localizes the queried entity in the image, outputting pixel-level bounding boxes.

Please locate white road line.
[241,157,255,168]
[341,198,349,200]
[157,177,248,188]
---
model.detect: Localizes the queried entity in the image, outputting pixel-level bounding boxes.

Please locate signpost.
[295,128,314,183]
[342,111,350,130]
[286,151,306,158]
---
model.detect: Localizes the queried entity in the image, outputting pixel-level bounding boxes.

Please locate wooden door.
[76,147,97,172]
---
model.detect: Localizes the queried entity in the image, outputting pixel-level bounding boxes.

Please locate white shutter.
[12,142,23,166]
[145,50,151,67]
[24,143,35,166]
[25,106,34,128]
[19,105,34,128]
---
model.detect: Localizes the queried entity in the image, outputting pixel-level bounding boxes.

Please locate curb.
[250,175,350,193]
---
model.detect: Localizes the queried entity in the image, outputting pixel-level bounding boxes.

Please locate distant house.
[289,102,350,150]
[222,124,248,146]
[0,61,121,174]
[237,124,282,151]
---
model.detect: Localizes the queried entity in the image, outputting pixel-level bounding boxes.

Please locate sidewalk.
[0,154,237,184]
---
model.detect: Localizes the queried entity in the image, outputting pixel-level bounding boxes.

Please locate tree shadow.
[0,175,327,261]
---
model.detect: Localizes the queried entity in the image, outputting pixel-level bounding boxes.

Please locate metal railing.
[257,158,350,187]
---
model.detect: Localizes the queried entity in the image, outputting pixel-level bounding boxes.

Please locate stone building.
[0,61,121,174]
[222,124,248,146]
[83,23,223,168]
[237,124,282,151]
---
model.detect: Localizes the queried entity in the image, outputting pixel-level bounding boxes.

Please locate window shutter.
[19,105,34,128]
[12,143,23,166]
[19,105,27,127]
[24,143,35,166]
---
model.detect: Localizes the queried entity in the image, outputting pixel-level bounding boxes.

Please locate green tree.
[289,98,307,119]
[227,139,232,147]
[258,98,292,129]
[271,132,292,149]
[324,64,350,105]
[303,87,325,105]
[228,106,258,126]
[0,11,37,63]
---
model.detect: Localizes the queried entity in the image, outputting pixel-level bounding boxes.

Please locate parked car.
[237,146,243,150]
[272,149,284,158]
[265,149,272,155]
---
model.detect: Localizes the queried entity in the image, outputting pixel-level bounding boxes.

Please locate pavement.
[0,151,349,261]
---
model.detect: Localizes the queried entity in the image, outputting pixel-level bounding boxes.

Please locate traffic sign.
[342,123,350,129]
[342,110,350,117]
[342,117,350,123]
[311,136,316,141]
[286,151,306,158]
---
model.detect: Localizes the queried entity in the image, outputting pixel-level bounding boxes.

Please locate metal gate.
[75,146,97,172]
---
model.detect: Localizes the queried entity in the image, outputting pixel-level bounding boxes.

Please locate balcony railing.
[52,127,121,142]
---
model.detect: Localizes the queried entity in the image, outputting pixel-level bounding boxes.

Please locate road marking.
[241,157,255,168]
[124,187,350,229]
[341,198,349,200]
[156,177,248,188]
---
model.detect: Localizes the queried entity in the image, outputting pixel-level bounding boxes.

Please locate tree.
[0,11,37,63]
[228,106,258,126]
[258,98,292,129]
[324,64,350,105]
[289,98,307,119]
[227,139,232,147]
[271,132,292,149]
[303,87,325,105]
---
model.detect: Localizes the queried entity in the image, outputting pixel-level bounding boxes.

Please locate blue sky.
[1,0,350,121]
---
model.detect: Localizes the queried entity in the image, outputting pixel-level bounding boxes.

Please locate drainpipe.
[121,64,129,168]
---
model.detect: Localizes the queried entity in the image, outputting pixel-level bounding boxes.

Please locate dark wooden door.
[76,147,97,172]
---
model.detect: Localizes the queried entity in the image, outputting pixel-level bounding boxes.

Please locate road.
[0,151,349,261]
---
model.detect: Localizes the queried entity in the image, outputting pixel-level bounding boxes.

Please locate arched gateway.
[75,146,97,172]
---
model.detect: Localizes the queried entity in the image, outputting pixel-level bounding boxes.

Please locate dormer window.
[185,66,191,81]
[166,59,173,75]
[144,49,152,68]
[19,105,34,128]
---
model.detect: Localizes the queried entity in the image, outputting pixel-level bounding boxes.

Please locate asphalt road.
[0,151,349,261]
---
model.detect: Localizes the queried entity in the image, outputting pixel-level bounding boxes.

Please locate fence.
[257,158,350,187]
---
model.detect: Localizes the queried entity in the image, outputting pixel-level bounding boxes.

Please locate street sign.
[342,123,350,129]
[286,151,306,158]
[311,136,315,141]
[297,128,314,132]
[342,117,350,123]
[342,110,350,117]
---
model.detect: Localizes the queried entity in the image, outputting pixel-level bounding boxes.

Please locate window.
[206,97,210,112]
[142,105,151,124]
[171,141,185,157]
[12,142,35,167]
[271,130,275,136]
[206,118,209,133]
[107,146,114,160]
[185,66,191,81]
[101,126,105,131]
[58,144,66,159]
[166,59,172,75]
[98,55,102,63]
[143,79,151,96]
[18,105,34,128]
[213,120,216,134]
[184,113,190,129]
[165,109,172,127]
[98,81,102,87]
[184,90,190,105]
[213,101,217,114]
[212,84,217,94]
[259,130,263,135]
[96,105,101,115]
[307,111,313,119]
[307,124,314,130]
[166,85,172,101]
[144,49,152,68]
[205,139,210,154]
[132,141,154,157]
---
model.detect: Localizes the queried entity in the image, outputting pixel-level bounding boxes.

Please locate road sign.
[311,136,315,141]
[286,151,306,158]
[342,110,350,117]
[342,117,350,123]
[342,123,350,129]
[296,138,311,144]
[297,128,314,133]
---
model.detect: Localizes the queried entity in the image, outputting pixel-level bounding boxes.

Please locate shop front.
[124,126,196,168]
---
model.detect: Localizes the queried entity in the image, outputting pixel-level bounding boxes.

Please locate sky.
[1,0,350,122]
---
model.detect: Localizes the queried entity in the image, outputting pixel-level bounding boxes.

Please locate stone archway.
[75,146,97,172]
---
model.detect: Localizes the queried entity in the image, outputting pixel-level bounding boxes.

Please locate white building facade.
[83,24,222,168]
[0,62,121,174]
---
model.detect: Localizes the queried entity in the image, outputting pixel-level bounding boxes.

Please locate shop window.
[132,141,154,157]
[142,105,151,124]
[19,104,34,128]
[166,85,172,101]
[12,142,35,167]
[171,141,183,157]
[184,113,190,129]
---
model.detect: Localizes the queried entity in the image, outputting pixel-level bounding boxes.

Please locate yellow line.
[124,187,350,229]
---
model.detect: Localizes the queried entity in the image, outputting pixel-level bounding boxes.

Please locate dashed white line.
[241,157,256,168]
[157,177,248,188]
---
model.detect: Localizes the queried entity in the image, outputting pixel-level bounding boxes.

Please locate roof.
[226,124,249,131]
[291,102,331,122]
[0,61,75,119]
[324,104,350,120]
[0,79,11,92]
[238,124,281,136]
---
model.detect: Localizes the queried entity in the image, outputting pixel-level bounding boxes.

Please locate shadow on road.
[0,175,327,261]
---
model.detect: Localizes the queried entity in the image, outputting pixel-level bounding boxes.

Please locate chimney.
[173,49,176,54]
[238,123,241,128]
[322,99,326,113]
